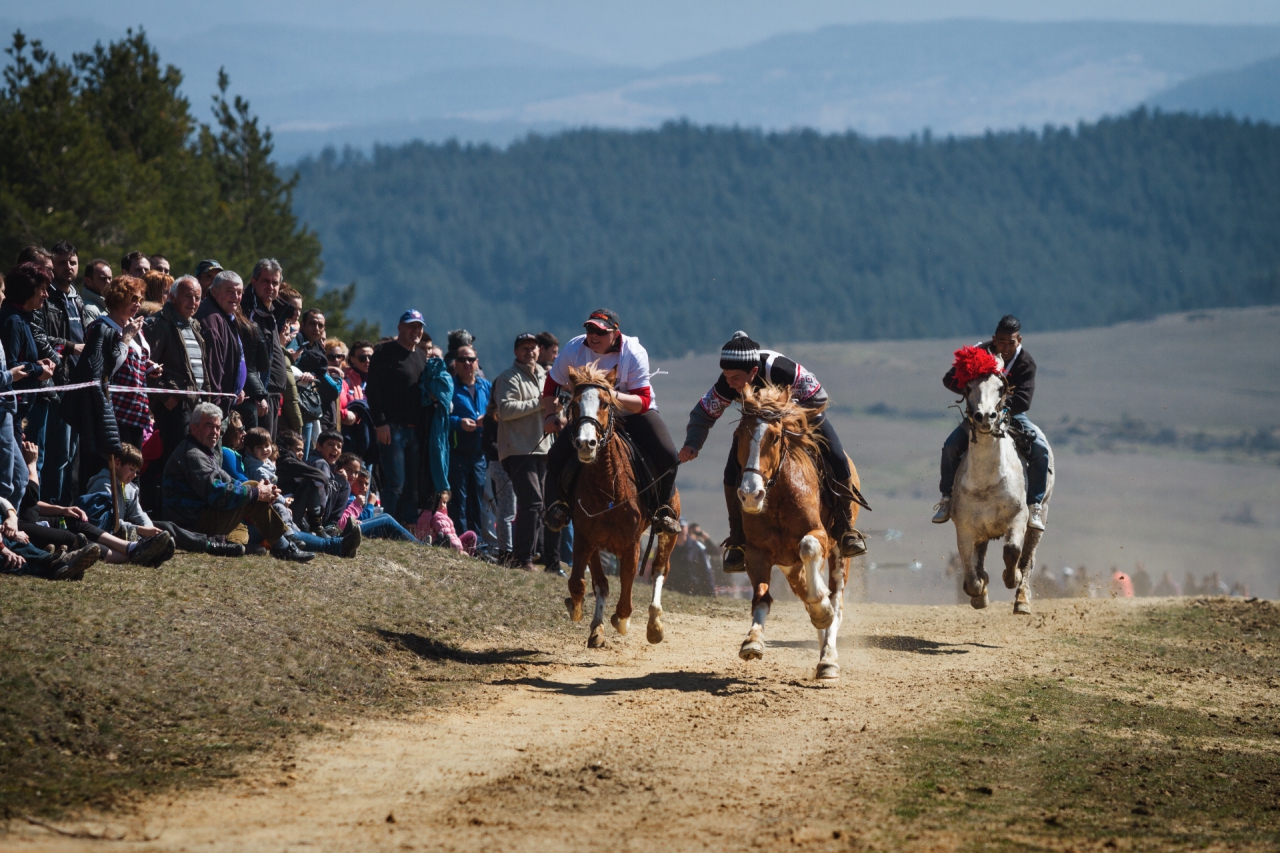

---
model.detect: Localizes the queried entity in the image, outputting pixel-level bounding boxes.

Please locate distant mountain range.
[5,18,1280,161]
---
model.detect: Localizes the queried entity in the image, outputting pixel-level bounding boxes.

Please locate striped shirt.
[179,323,205,391]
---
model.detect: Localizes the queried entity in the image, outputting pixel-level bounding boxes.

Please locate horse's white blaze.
[738,420,768,513]
[651,572,664,610]
[575,387,601,462]
[800,534,830,603]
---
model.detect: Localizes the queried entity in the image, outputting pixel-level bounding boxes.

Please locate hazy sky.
[6,1,1280,64]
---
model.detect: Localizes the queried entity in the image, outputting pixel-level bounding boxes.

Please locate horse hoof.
[588,628,607,649]
[565,597,583,622]
[1003,568,1022,590]
[815,662,840,681]
[807,602,835,631]
[611,613,629,636]
[646,605,664,644]
[739,639,764,661]
[970,593,989,610]
[1013,601,1031,615]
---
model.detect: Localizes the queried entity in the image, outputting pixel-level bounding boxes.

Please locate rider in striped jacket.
[678,331,867,571]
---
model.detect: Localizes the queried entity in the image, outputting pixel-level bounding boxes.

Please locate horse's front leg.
[816,553,846,681]
[1013,528,1043,616]
[799,530,835,630]
[958,533,989,610]
[740,557,772,661]
[611,539,638,637]
[587,551,610,648]
[1002,524,1026,591]
[565,535,591,623]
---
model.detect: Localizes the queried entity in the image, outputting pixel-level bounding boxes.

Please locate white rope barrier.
[0,382,238,399]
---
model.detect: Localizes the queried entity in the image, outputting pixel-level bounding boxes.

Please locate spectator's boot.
[931,495,952,524]
[205,540,247,557]
[129,531,175,567]
[49,544,101,581]
[544,501,571,533]
[721,483,747,573]
[1027,503,1046,531]
[340,522,363,558]
[270,538,317,563]
[652,505,681,536]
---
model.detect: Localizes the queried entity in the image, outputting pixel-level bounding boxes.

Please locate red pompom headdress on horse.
[951,346,1002,387]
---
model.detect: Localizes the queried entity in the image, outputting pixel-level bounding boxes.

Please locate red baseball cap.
[583,308,620,332]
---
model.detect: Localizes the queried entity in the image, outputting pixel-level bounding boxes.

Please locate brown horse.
[732,385,860,680]
[562,365,681,648]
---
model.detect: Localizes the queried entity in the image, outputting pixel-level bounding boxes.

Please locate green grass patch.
[0,541,578,819]
[894,599,1280,848]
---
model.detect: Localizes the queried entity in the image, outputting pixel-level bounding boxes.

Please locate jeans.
[289,530,345,555]
[0,409,30,506]
[380,423,420,527]
[483,458,515,553]
[34,398,78,505]
[301,419,320,454]
[503,454,558,566]
[357,512,420,543]
[939,413,1051,504]
[448,451,487,538]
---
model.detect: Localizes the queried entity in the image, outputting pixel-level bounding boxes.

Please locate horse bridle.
[568,383,616,449]
[740,413,793,495]
[963,373,1014,438]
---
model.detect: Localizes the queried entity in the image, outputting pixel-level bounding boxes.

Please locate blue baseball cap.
[399,309,425,326]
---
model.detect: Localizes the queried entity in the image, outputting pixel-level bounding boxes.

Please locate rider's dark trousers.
[939,414,1050,504]
[545,408,680,512]
[723,414,851,487]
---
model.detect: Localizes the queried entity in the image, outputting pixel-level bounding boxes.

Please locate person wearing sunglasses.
[540,308,681,537]
[447,344,491,547]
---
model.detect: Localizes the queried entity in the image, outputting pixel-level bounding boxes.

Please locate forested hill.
[293,110,1280,359]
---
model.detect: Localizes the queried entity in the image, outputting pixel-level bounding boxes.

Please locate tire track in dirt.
[9,598,1112,852]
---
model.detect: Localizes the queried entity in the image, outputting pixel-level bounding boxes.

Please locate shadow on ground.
[768,635,1001,654]
[494,671,749,696]
[375,629,548,665]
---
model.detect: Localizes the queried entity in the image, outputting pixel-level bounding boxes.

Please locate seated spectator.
[1,465,100,579]
[73,442,242,557]
[417,490,477,554]
[246,429,359,557]
[334,455,419,543]
[309,429,352,526]
[220,410,248,482]
[161,402,313,562]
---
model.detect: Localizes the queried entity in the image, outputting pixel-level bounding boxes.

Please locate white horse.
[950,362,1054,613]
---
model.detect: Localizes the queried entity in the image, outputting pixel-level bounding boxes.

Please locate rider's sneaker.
[722,539,747,573]
[931,496,952,524]
[840,530,868,559]
[544,501,571,533]
[653,506,681,536]
[1027,503,1046,531]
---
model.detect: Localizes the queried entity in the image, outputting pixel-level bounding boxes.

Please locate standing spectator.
[0,263,59,442]
[0,270,52,505]
[324,339,354,427]
[194,259,222,296]
[232,297,271,431]
[148,254,170,276]
[418,344,452,508]
[138,269,171,317]
[278,318,305,435]
[494,332,554,572]
[366,310,427,526]
[347,340,373,397]
[279,283,303,323]
[242,258,293,438]
[120,250,150,279]
[36,241,88,504]
[96,276,153,450]
[195,271,248,416]
[80,258,111,323]
[296,309,340,431]
[448,344,490,542]
[536,331,559,369]
[445,328,474,372]
[481,393,515,562]
[143,275,208,510]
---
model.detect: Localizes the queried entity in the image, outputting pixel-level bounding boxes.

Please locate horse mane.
[566,364,619,409]
[738,383,825,458]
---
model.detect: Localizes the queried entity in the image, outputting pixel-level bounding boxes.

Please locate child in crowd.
[335,455,420,543]
[220,411,248,482]
[417,490,477,554]
[266,430,361,558]
[242,427,298,531]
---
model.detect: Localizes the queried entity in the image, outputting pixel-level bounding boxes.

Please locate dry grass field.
[652,307,1280,604]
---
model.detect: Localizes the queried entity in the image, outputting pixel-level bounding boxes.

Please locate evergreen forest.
[294,112,1280,357]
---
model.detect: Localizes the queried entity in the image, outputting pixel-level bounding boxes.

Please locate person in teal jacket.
[447,344,491,540]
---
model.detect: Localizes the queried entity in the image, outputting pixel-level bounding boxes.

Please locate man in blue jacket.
[448,344,490,540]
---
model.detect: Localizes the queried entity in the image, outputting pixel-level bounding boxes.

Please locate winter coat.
[494,360,550,460]
[144,303,210,407]
[419,356,453,492]
[161,434,259,528]
[449,377,492,459]
[58,319,125,459]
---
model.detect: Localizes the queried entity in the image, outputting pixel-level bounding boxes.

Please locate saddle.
[556,422,661,520]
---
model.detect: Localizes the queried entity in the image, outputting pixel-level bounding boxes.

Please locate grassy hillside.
[293,111,1280,359]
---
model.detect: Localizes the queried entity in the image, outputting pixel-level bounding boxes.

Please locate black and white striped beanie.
[719,331,760,371]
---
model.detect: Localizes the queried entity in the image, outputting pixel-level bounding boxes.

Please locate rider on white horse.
[677,331,867,571]
[932,315,1052,530]
[541,308,683,536]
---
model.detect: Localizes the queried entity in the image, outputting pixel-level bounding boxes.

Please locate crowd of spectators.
[0,243,593,581]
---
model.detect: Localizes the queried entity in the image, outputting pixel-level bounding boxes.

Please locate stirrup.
[721,538,747,573]
[840,529,868,559]
[652,505,681,535]
[544,501,571,532]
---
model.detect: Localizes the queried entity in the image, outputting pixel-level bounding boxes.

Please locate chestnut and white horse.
[950,362,1054,613]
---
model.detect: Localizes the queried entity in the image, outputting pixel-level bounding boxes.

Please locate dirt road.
[10,596,1128,852]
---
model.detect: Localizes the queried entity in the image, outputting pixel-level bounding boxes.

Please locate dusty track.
[9,596,1127,852]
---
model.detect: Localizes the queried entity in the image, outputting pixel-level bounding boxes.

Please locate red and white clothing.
[544,333,656,412]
